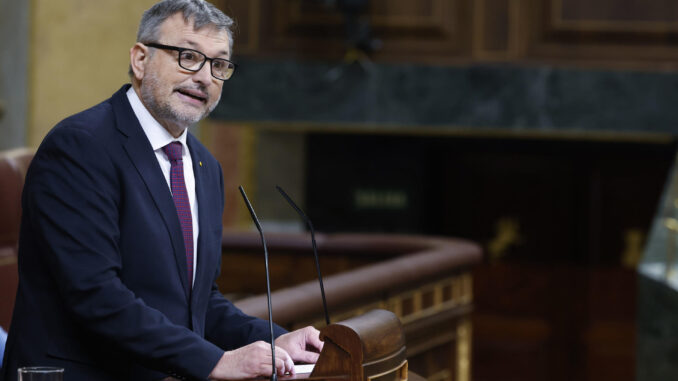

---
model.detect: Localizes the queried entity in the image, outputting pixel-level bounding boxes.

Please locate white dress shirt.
[126,87,199,286]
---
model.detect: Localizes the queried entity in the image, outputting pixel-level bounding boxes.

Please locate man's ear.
[130,43,149,81]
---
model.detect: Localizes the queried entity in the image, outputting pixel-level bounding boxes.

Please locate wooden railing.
[222,232,482,381]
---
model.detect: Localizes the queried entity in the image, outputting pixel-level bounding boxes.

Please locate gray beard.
[140,73,221,128]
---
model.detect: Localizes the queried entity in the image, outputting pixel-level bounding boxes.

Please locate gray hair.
[129,0,234,78]
[137,0,234,53]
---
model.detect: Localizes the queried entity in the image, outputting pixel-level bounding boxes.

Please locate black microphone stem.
[276,185,330,326]
[238,186,278,381]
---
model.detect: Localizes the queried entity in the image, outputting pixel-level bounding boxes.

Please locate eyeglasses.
[144,42,237,81]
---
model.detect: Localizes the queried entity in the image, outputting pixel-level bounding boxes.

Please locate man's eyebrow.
[183,40,229,58]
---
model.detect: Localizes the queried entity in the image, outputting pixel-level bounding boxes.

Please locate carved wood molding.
[216,0,678,69]
[525,0,678,63]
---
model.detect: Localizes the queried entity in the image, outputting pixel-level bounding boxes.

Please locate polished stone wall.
[215,58,678,135]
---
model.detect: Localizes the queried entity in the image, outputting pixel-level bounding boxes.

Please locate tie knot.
[163,142,183,162]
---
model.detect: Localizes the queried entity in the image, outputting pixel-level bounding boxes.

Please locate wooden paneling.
[218,0,471,61]
[216,0,678,68]
[472,0,525,61]
[219,0,261,55]
[555,0,678,29]
[525,0,678,65]
[472,264,636,381]
[475,0,511,52]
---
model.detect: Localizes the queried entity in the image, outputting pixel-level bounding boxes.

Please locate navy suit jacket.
[1,85,285,381]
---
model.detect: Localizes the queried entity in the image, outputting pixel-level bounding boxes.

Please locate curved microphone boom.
[238,186,278,381]
[276,185,330,326]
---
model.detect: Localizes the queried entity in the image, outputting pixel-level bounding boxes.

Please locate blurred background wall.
[0,0,29,150]
[203,3,678,381]
[4,0,678,380]
[0,0,157,150]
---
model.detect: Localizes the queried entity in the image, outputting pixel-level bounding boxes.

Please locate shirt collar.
[126,86,188,153]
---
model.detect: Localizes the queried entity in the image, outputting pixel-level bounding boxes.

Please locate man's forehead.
[159,14,227,38]
[159,14,230,55]
[182,38,230,57]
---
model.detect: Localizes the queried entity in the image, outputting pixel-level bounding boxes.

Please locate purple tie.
[163,142,193,288]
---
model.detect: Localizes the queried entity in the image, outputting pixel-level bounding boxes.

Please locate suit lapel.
[112,86,191,300]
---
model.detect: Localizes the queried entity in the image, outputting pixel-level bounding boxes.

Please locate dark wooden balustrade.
[222,232,482,381]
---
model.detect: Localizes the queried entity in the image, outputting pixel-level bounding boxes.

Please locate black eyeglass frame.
[143,42,237,81]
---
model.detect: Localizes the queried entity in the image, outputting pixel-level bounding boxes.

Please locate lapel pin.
[199,161,203,167]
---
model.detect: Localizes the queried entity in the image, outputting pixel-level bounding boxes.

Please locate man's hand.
[208,341,294,380]
[275,326,324,365]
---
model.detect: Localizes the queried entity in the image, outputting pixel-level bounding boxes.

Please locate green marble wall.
[215,58,678,135]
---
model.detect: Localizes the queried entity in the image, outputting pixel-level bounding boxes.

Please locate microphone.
[238,185,278,381]
[276,185,330,326]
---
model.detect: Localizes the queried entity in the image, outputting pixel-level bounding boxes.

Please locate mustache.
[174,85,209,99]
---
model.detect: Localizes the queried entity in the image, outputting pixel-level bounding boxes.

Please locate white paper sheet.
[293,364,315,374]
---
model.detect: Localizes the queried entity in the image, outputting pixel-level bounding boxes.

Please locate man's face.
[137,13,229,134]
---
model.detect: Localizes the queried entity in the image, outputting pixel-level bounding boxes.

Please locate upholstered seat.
[0,148,33,330]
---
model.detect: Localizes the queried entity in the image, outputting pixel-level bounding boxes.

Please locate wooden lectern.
[303,309,410,381]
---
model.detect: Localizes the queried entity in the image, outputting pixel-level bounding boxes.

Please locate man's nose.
[193,61,213,84]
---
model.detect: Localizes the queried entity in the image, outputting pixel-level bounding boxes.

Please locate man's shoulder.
[34,86,132,164]
[56,101,114,134]
[53,86,129,137]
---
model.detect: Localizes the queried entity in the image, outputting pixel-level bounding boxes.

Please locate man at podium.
[0,1,322,380]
